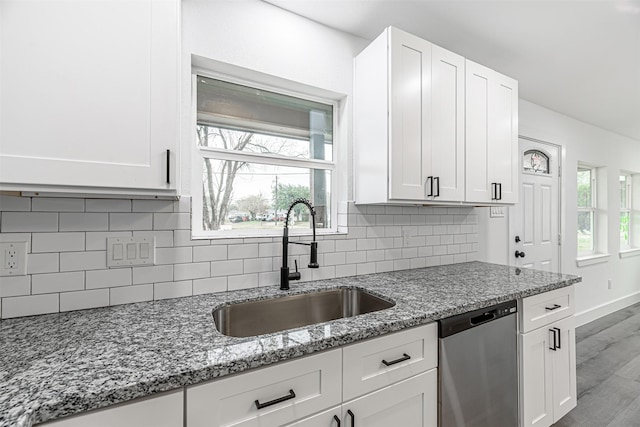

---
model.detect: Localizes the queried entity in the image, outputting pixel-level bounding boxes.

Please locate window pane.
[201,159,331,232]
[620,175,628,209]
[197,76,333,161]
[577,211,594,253]
[523,150,549,174]
[620,211,630,247]
[577,168,592,208]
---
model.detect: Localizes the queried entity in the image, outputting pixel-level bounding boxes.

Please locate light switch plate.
[0,241,28,277]
[107,237,155,267]
[490,206,505,218]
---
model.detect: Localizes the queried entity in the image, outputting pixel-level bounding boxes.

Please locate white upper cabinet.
[465,60,519,204]
[354,27,465,204]
[0,0,180,197]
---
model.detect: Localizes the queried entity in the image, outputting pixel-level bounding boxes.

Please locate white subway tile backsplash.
[211,260,243,277]
[60,213,108,231]
[2,293,59,318]
[174,262,210,281]
[86,199,131,212]
[154,280,193,300]
[132,265,173,285]
[60,251,106,272]
[27,253,59,274]
[110,284,153,306]
[133,200,174,213]
[2,212,58,232]
[86,268,132,289]
[86,231,132,250]
[155,247,192,265]
[0,276,30,297]
[32,232,84,253]
[32,272,84,294]
[32,198,84,212]
[193,245,227,262]
[110,213,152,231]
[0,195,31,211]
[0,197,478,319]
[228,273,258,291]
[154,213,190,230]
[60,289,109,312]
[193,277,227,295]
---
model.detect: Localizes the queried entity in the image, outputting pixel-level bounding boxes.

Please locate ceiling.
[265,0,640,141]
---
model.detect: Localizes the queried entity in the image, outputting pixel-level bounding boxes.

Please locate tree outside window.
[577,166,596,254]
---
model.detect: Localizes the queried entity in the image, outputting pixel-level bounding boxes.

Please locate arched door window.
[523,150,550,174]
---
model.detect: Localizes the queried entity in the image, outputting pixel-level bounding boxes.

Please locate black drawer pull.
[382,353,411,366]
[333,414,341,427]
[545,304,562,311]
[254,389,295,410]
[347,409,355,427]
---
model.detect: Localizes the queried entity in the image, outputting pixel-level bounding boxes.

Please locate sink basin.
[213,288,395,337]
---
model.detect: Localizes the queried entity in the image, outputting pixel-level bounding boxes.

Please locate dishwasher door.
[439,300,518,427]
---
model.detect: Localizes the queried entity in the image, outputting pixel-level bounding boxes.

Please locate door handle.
[515,250,526,258]
[491,183,497,200]
[498,182,502,200]
[333,414,341,427]
[549,329,557,351]
[434,176,440,197]
[166,149,171,184]
[553,327,561,349]
[347,409,355,427]
[426,176,433,197]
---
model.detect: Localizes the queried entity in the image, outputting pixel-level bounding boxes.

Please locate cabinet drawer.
[342,323,437,401]
[187,349,341,427]
[520,286,574,333]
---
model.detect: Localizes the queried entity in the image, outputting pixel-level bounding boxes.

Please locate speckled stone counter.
[0,261,581,426]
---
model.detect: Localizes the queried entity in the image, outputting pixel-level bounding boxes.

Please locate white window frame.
[190,69,340,239]
[577,165,597,256]
[620,172,632,250]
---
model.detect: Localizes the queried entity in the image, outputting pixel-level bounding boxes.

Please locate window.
[577,166,596,254]
[192,75,337,238]
[523,150,550,174]
[620,173,632,249]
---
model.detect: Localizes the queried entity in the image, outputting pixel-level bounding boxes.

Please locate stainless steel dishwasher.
[438,300,518,427]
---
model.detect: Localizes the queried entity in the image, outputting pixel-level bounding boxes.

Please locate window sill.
[619,248,640,259]
[576,253,610,267]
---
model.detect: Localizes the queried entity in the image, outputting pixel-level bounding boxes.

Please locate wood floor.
[554,302,640,426]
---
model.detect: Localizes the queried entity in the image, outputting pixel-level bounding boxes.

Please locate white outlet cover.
[107,237,156,268]
[0,241,28,277]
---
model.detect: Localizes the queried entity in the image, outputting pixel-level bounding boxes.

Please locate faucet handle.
[289,259,301,281]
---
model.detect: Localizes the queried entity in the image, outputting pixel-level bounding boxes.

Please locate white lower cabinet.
[41,390,183,427]
[187,323,438,427]
[520,290,577,427]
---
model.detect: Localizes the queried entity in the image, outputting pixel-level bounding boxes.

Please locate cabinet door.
[342,369,437,427]
[43,390,183,427]
[551,316,577,422]
[0,0,179,195]
[489,72,518,203]
[430,45,465,202]
[465,60,493,203]
[520,326,554,427]
[388,28,432,201]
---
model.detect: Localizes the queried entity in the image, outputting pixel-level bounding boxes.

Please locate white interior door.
[512,138,560,272]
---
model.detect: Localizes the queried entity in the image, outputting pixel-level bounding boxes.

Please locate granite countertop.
[0,261,581,426]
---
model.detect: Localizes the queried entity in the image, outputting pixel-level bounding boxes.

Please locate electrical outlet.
[0,242,28,277]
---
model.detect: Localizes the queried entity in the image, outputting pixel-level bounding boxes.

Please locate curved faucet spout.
[280,198,319,290]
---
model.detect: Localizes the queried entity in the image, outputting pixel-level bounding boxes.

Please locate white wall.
[479,99,640,325]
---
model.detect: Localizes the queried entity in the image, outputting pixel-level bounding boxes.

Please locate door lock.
[515,250,526,258]
[515,235,521,243]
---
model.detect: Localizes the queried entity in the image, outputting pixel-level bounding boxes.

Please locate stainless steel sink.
[213,288,395,337]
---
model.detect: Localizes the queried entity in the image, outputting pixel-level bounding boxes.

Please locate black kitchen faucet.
[280,198,319,290]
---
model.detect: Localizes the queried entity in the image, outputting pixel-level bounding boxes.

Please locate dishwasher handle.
[470,311,496,326]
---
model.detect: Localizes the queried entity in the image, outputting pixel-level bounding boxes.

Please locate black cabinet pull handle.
[333,414,341,427]
[545,304,561,311]
[434,176,440,197]
[166,149,171,184]
[554,327,561,349]
[382,353,411,366]
[549,329,557,351]
[426,176,433,197]
[498,182,502,200]
[491,183,497,200]
[254,389,295,410]
[347,409,355,427]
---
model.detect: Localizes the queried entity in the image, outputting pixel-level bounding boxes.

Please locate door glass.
[523,150,549,174]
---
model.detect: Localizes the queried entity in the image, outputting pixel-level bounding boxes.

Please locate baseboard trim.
[575,291,640,327]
